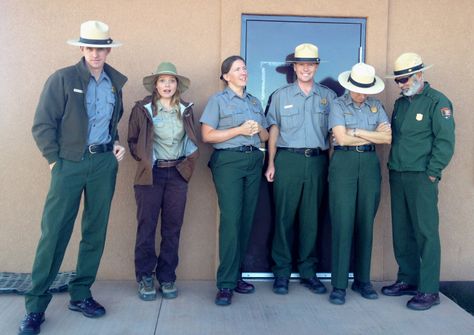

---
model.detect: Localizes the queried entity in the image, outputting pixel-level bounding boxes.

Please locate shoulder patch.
[440,107,452,119]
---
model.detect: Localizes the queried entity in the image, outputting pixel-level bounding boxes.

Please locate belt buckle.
[88,145,97,154]
[245,145,252,153]
[304,148,312,157]
[356,146,364,153]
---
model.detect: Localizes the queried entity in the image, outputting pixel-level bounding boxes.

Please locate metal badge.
[416,113,423,121]
[320,98,328,105]
[370,106,378,113]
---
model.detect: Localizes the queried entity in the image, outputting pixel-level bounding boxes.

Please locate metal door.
[240,14,367,278]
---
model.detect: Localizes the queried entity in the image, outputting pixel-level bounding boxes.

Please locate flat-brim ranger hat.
[386,52,433,78]
[67,20,122,48]
[338,62,385,95]
[287,43,320,63]
[143,62,191,94]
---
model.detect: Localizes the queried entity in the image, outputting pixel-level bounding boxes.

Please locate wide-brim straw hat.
[67,20,122,48]
[338,62,385,94]
[386,52,433,78]
[287,43,320,63]
[143,62,191,94]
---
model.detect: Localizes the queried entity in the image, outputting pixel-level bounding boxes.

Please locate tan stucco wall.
[1,0,472,282]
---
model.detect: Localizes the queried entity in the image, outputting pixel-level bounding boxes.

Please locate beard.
[402,76,422,96]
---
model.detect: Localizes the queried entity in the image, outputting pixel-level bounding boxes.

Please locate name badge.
[416,113,423,121]
[284,104,293,109]
[73,88,83,93]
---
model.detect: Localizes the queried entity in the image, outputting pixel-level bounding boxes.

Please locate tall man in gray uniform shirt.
[265,43,336,295]
[19,21,127,335]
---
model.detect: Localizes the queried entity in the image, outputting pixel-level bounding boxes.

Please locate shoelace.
[25,313,43,321]
[162,283,174,290]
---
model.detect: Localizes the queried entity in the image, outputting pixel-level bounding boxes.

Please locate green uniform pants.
[271,149,328,279]
[209,149,263,289]
[329,150,381,289]
[25,152,118,313]
[389,171,440,293]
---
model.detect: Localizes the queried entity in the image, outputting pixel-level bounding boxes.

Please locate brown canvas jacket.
[128,96,199,185]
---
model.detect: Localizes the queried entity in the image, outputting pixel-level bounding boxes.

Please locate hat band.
[393,63,424,76]
[348,75,376,88]
[79,37,114,45]
[293,57,320,63]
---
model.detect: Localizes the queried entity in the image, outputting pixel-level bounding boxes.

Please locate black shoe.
[68,297,106,318]
[300,276,327,294]
[215,288,233,306]
[407,292,440,311]
[19,312,45,335]
[381,281,417,296]
[272,277,289,295]
[329,288,346,305]
[351,280,379,300]
[234,279,255,294]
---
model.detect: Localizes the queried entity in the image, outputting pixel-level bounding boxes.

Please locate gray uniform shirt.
[266,82,336,150]
[329,92,389,145]
[200,87,267,149]
[86,71,114,145]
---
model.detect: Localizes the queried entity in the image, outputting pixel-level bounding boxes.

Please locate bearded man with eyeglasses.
[382,52,455,311]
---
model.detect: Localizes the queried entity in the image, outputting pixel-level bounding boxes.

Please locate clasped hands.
[240,120,260,136]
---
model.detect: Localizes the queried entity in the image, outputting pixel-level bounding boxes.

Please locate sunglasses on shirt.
[394,74,414,84]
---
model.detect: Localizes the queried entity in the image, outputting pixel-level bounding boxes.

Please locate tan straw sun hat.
[67,20,122,48]
[338,63,385,94]
[386,52,433,78]
[142,62,191,94]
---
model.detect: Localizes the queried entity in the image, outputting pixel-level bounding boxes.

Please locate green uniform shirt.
[388,82,455,179]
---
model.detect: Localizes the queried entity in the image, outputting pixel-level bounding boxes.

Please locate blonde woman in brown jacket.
[127,62,199,301]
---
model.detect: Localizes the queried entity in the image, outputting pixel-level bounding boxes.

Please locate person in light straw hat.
[382,52,455,311]
[21,20,127,334]
[128,62,198,302]
[67,20,122,47]
[265,43,336,296]
[328,62,391,305]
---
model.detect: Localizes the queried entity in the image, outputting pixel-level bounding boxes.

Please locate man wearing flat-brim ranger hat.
[382,52,455,311]
[265,43,336,296]
[20,20,127,334]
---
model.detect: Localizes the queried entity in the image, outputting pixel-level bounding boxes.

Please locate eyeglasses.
[394,74,414,84]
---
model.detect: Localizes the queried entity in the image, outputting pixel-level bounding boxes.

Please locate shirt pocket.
[315,107,329,131]
[218,104,242,129]
[153,118,171,144]
[281,106,302,129]
[251,106,265,125]
[367,114,378,131]
[344,113,357,128]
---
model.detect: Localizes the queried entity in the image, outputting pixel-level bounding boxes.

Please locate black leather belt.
[86,143,113,154]
[155,158,184,168]
[217,145,260,153]
[334,145,375,152]
[278,147,327,157]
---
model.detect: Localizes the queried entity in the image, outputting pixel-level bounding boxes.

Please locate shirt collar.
[157,100,178,114]
[224,86,248,100]
[291,81,318,97]
[90,70,110,84]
